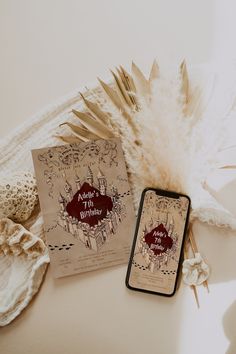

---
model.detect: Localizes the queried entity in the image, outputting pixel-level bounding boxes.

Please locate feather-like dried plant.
[57,61,236,230]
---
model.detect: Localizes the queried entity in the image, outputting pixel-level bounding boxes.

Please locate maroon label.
[144,223,173,256]
[66,182,113,226]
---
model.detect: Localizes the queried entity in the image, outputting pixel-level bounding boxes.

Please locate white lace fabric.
[0,172,38,222]
[0,88,85,326]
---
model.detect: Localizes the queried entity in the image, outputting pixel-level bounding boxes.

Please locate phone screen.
[126,189,190,296]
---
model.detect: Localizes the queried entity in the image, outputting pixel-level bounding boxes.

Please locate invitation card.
[32,138,135,278]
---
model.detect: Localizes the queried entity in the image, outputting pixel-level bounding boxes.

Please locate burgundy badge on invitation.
[66,182,113,227]
[144,223,173,256]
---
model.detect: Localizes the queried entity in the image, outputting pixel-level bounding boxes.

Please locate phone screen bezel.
[126,187,191,297]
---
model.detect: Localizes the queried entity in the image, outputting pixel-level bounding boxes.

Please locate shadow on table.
[193,175,236,285]
[223,300,236,354]
[51,265,184,354]
[193,221,236,285]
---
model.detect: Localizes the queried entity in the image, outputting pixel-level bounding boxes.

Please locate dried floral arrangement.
[57,61,236,305]
[58,61,236,228]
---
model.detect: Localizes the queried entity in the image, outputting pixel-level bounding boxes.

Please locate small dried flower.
[182,253,210,286]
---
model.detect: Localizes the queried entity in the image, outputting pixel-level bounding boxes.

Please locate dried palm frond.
[180,60,189,104]
[71,109,113,139]
[149,60,159,83]
[80,93,110,125]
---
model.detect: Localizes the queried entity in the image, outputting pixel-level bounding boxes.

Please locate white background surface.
[1,1,236,354]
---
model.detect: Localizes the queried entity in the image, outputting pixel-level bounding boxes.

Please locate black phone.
[126,188,191,297]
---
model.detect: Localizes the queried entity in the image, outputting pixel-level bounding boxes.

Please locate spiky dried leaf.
[131,61,150,97]
[55,135,82,144]
[98,77,137,132]
[219,165,236,169]
[180,60,189,105]
[98,78,125,111]
[118,66,138,108]
[60,122,99,142]
[110,70,133,108]
[80,93,110,125]
[149,59,159,83]
[72,109,114,139]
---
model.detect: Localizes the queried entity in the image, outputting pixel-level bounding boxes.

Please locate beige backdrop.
[1,1,236,354]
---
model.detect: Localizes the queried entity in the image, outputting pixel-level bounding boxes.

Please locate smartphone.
[126,188,190,297]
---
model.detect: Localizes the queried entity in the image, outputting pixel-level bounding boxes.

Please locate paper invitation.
[32,138,135,278]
